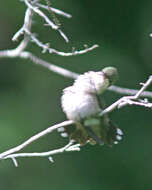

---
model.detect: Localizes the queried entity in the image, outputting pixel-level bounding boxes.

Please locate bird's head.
[102,66,118,85]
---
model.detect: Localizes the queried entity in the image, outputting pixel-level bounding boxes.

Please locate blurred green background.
[0,0,152,190]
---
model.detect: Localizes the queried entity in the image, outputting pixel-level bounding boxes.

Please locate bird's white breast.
[61,86,101,121]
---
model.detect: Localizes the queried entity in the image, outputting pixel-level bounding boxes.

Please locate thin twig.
[0,0,151,98]
[0,50,152,98]
[3,141,80,167]
[49,44,99,56]
[24,0,69,42]
[4,141,80,161]
[109,85,152,98]
[12,7,32,42]
[11,157,18,167]
[23,29,99,56]
[99,75,152,116]
[123,99,152,108]
[134,76,152,99]
[20,51,79,79]
[24,0,58,30]
[36,3,72,18]
[0,120,74,159]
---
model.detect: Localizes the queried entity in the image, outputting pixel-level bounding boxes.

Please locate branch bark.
[4,141,80,167]
[0,120,74,159]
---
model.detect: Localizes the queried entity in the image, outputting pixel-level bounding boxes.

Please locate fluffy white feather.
[61,71,109,121]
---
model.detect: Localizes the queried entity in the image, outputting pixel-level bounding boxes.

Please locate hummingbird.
[59,67,123,146]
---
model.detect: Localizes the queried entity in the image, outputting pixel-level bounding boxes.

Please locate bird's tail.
[57,118,123,146]
[105,121,123,146]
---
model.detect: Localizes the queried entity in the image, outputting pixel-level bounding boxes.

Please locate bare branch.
[109,85,152,98]
[36,3,72,18]
[3,141,80,165]
[0,0,98,61]
[19,51,79,79]
[12,7,33,42]
[2,1,151,101]
[0,50,152,98]
[109,77,152,99]
[1,2,33,57]
[24,0,69,42]
[0,120,74,159]
[2,6,34,57]
[120,99,152,108]
[48,44,99,56]
[99,76,152,117]
[24,0,58,30]
[23,29,99,56]
[11,157,18,167]
[134,76,152,99]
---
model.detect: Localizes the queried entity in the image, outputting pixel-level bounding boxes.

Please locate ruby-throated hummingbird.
[59,67,123,146]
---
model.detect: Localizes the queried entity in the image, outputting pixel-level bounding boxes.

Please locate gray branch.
[109,85,152,98]
[0,48,152,98]
[4,141,80,167]
[99,76,152,117]
[0,120,74,160]
[36,3,72,18]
